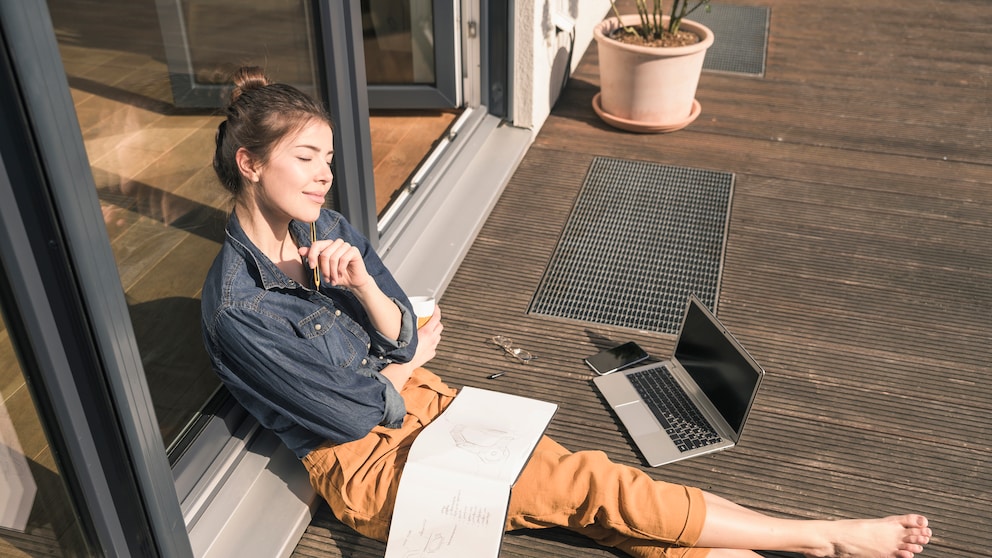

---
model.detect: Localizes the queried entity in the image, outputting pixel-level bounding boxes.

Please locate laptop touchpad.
[615,402,659,436]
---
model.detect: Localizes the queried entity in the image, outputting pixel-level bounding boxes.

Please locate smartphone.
[583,341,650,376]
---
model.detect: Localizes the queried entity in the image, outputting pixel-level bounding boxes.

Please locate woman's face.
[249,118,334,225]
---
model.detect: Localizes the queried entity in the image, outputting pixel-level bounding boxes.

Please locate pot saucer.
[592,93,701,133]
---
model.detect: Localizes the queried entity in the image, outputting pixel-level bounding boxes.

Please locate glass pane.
[362,0,436,85]
[179,0,320,102]
[369,110,457,217]
[0,319,91,556]
[46,0,322,453]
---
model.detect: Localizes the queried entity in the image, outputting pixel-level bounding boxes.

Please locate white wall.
[512,0,611,131]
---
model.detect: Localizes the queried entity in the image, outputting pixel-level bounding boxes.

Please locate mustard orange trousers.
[302,368,709,558]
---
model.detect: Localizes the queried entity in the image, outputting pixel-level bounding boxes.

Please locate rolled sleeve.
[374,370,406,428]
[368,297,416,358]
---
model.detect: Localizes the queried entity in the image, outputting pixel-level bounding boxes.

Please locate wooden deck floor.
[294,1,992,556]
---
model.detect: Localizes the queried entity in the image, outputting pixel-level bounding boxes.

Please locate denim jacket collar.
[225,211,313,292]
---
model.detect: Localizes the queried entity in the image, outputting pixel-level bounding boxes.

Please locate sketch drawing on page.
[450,423,512,464]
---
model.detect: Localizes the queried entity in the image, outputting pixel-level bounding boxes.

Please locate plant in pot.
[593,0,714,133]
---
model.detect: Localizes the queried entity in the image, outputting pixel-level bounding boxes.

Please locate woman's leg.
[695,492,931,558]
[507,436,710,557]
[506,436,930,558]
[303,368,459,541]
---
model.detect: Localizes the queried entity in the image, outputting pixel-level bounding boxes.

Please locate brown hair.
[213,66,332,199]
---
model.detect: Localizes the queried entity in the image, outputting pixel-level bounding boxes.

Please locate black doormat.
[695,4,770,77]
[528,157,733,335]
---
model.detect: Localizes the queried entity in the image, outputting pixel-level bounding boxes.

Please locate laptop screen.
[674,299,763,435]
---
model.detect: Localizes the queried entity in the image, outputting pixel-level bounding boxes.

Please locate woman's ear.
[235,147,260,183]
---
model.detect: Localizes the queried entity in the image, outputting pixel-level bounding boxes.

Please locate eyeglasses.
[489,336,536,363]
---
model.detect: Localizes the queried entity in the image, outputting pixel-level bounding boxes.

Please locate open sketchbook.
[384,386,558,558]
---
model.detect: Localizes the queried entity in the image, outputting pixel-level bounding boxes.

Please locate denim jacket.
[201,209,417,458]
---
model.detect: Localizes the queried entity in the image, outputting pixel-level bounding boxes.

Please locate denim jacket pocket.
[296,307,364,368]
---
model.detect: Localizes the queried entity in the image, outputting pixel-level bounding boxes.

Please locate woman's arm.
[379,305,443,391]
[302,237,402,340]
[210,306,407,443]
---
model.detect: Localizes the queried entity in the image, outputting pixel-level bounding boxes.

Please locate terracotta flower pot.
[593,14,714,133]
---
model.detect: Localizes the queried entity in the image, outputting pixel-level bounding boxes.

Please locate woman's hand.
[300,239,371,291]
[380,305,443,391]
[411,305,443,369]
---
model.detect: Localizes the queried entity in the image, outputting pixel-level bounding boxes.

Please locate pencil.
[310,222,321,288]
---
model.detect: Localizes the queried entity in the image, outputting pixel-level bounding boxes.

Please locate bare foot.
[805,514,932,558]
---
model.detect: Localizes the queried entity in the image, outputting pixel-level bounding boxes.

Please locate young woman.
[201,67,932,558]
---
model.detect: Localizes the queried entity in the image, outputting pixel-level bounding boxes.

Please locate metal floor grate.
[695,4,770,77]
[528,157,734,335]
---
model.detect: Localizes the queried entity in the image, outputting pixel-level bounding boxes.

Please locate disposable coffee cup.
[409,296,435,328]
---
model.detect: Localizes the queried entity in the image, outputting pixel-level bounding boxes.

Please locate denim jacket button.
[334,309,341,316]
[361,358,368,365]
[314,323,322,331]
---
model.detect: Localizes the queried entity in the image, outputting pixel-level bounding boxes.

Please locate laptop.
[593,295,764,467]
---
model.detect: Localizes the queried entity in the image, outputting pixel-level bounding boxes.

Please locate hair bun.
[229,66,271,104]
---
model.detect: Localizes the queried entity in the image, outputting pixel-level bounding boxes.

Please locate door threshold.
[380,113,534,298]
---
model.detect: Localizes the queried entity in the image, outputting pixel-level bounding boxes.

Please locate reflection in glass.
[362,0,436,85]
[46,0,321,453]
[169,0,320,106]
[0,320,91,555]
[183,1,317,87]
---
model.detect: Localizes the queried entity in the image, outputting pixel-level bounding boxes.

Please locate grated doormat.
[694,4,770,77]
[528,157,733,335]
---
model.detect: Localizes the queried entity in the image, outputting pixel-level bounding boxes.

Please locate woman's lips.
[304,192,326,204]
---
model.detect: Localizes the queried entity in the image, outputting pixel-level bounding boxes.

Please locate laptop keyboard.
[628,366,723,453]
